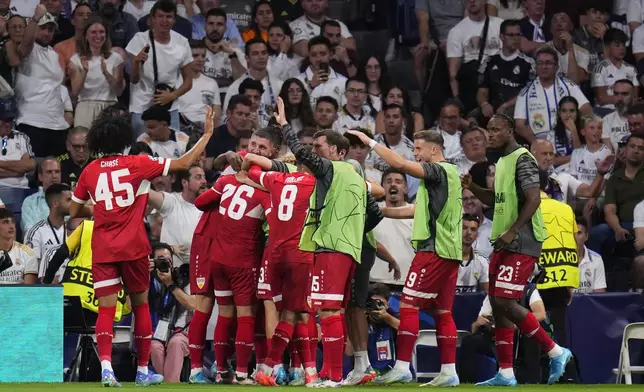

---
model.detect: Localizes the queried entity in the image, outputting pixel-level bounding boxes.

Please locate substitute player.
[193,172,271,384]
[69,107,215,387]
[347,129,463,387]
[277,97,383,387]
[463,114,571,386]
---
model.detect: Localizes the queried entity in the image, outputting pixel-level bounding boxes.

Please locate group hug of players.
[69,100,573,387]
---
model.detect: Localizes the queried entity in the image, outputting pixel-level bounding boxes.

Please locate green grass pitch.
[0,385,641,391]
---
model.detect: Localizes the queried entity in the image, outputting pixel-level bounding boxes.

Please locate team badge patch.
[196,277,205,289]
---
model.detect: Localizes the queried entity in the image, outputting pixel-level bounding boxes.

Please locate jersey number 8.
[277,184,298,221]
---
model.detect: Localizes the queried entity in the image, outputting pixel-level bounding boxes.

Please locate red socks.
[235,316,255,375]
[307,315,318,364]
[396,307,420,362]
[188,310,209,369]
[320,314,344,382]
[254,309,269,367]
[96,306,116,362]
[495,327,515,369]
[289,340,302,369]
[133,303,152,367]
[295,321,315,369]
[518,312,556,352]
[434,312,457,364]
[266,322,294,368]
[214,315,233,372]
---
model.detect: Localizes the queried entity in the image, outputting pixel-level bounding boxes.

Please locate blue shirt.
[21,187,49,233]
[190,14,244,48]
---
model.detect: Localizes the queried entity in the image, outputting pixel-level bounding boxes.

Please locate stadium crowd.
[0,0,643,387]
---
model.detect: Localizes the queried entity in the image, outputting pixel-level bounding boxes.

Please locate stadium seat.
[411,329,470,380]
[614,322,644,384]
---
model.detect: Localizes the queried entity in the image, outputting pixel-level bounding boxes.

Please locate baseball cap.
[0,99,16,122]
[38,12,58,29]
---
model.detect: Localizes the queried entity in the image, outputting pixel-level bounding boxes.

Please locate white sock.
[499,368,515,378]
[137,366,148,374]
[190,368,202,377]
[236,371,248,378]
[441,363,456,376]
[305,367,317,375]
[101,360,113,372]
[354,351,370,372]
[547,344,564,358]
[394,360,410,372]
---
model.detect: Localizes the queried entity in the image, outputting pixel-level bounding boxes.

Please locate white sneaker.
[321,379,342,388]
[420,373,460,387]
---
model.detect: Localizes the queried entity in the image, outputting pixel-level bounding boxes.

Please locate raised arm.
[365,193,384,233]
[381,204,416,219]
[194,186,222,211]
[147,189,165,210]
[168,106,214,172]
[462,172,495,207]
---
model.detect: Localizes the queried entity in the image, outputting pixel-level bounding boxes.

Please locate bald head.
[531,139,554,170]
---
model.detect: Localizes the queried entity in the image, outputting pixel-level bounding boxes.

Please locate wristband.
[368,139,377,150]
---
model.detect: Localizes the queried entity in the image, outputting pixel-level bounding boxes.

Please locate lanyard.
[47,218,65,245]
[542,82,557,132]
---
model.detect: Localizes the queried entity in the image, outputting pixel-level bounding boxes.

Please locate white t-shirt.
[570,144,612,184]
[451,153,479,175]
[487,0,525,20]
[514,77,590,139]
[602,111,629,152]
[592,59,640,110]
[136,130,189,158]
[551,171,583,203]
[203,47,247,92]
[332,108,376,134]
[222,73,283,121]
[268,53,303,82]
[290,16,353,44]
[0,242,38,284]
[70,51,124,102]
[480,289,542,316]
[446,16,503,63]
[298,67,347,110]
[125,31,193,113]
[575,247,607,293]
[627,0,644,24]
[547,43,590,75]
[634,200,644,228]
[158,192,203,266]
[435,127,462,159]
[632,24,644,54]
[122,1,199,22]
[9,0,38,17]
[177,74,221,124]
[0,131,34,189]
[371,202,414,285]
[24,219,66,279]
[15,44,68,130]
[61,85,73,112]
[473,217,493,259]
[456,252,489,293]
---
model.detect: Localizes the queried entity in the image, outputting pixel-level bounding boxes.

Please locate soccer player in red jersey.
[193,173,271,384]
[69,107,215,387]
[241,152,321,386]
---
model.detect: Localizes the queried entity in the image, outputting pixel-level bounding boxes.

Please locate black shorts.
[349,244,376,308]
[17,124,68,158]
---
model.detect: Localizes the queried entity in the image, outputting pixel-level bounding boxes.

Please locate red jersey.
[72,154,171,263]
[194,209,219,237]
[248,166,315,250]
[203,175,270,268]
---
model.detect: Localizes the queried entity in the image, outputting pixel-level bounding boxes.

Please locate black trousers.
[17,124,68,158]
[540,287,578,382]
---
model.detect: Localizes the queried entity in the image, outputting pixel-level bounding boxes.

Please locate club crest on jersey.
[197,277,205,289]
[513,65,520,75]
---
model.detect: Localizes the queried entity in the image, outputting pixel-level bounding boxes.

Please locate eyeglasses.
[346,88,366,95]
[71,144,87,151]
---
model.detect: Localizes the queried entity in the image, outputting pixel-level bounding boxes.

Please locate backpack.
[395,0,420,47]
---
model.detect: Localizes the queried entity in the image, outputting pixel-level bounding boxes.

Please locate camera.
[366,297,386,312]
[153,257,172,273]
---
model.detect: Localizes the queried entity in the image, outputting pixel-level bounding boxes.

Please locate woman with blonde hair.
[69,17,125,128]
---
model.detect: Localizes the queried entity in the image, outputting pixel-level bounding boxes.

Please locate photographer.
[365,283,400,374]
[148,243,196,383]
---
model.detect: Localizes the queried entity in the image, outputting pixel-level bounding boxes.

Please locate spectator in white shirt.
[592,29,639,113]
[222,38,283,123]
[514,46,592,144]
[237,78,272,130]
[574,217,607,293]
[545,12,590,85]
[267,21,302,81]
[126,0,193,137]
[456,214,489,293]
[290,0,355,58]
[69,17,125,129]
[627,0,644,34]
[314,95,338,130]
[333,77,376,134]
[277,78,316,134]
[358,56,389,114]
[601,79,634,153]
[0,208,37,284]
[137,105,189,158]
[462,188,492,259]
[634,200,644,289]
[201,8,247,90]
[147,165,206,266]
[14,6,69,158]
[177,39,222,127]
[371,168,413,287]
[451,126,487,174]
[571,116,612,186]
[367,104,414,172]
[432,100,464,160]
[298,36,347,110]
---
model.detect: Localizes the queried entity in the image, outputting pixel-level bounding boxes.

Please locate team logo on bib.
[513,65,520,75]
[196,277,205,289]
[533,113,545,130]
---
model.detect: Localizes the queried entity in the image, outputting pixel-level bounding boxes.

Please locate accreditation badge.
[376,340,392,361]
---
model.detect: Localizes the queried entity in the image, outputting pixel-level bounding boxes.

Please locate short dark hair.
[625,133,644,145]
[151,241,174,257]
[345,76,367,89]
[151,0,177,16]
[463,213,480,226]
[344,128,372,147]
[128,141,154,156]
[297,127,317,140]
[38,156,60,175]
[414,130,444,148]
[0,207,14,222]
[227,94,253,112]
[383,103,406,116]
[45,183,71,207]
[245,38,268,56]
[381,167,407,186]
[205,7,227,21]
[368,282,391,300]
[500,19,521,34]
[72,2,91,17]
[313,129,349,155]
[142,105,171,124]
[321,19,341,32]
[190,39,206,50]
[614,79,634,88]
[315,96,339,111]
[576,216,588,231]
[535,46,559,65]
[172,165,202,192]
[308,35,331,52]
[88,116,135,155]
[239,78,265,95]
[581,0,610,14]
[253,126,282,148]
[442,98,464,115]
[460,125,486,145]
[626,103,644,116]
[604,28,628,46]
